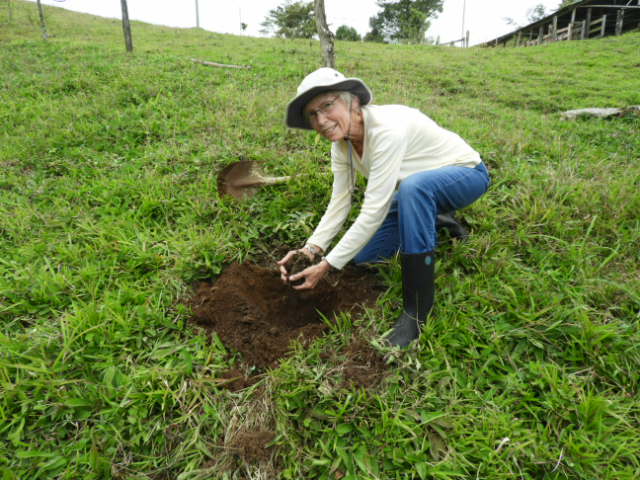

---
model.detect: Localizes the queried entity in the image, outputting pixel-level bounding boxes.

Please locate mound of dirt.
[188,262,384,369]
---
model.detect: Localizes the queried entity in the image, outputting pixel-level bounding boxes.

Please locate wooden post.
[120,0,133,52]
[615,8,624,35]
[516,31,522,46]
[567,22,573,41]
[538,25,544,44]
[552,16,558,41]
[601,14,607,37]
[579,20,586,40]
[314,0,335,68]
[583,8,592,39]
[570,8,576,23]
[465,30,469,48]
[36,0,48,40]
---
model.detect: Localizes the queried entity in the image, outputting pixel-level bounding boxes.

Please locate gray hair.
[333,91,361,112]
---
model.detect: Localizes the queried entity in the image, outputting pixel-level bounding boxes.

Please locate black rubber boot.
[436,212,468,241]
[387,252,435,348]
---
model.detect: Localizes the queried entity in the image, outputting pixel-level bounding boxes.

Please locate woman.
[278,68,490,347]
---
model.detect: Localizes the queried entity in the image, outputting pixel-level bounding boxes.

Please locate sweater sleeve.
[325,130,406,269]
[306,150,354,253]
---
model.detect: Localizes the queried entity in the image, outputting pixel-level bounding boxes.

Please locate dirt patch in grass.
[341,338,388,389]
[188,262,385,371]
[227,429,276,464]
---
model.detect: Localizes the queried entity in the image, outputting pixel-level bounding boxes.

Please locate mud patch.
[227,430,276,464]
[188,262,384,369]
[341,338,388,389]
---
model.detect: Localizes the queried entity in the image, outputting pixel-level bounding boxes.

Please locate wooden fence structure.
[482,0,640,47]
[437,30,470,48]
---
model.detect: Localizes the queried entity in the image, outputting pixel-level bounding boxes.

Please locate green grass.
[1,1,639,478]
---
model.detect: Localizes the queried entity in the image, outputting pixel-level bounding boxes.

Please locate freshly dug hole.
[188,262,384,368]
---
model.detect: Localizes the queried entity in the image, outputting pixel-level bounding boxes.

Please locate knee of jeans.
[398,177,434,204]
[398,176,422,197]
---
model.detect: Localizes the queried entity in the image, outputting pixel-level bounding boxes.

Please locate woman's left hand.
[289,259,332,290]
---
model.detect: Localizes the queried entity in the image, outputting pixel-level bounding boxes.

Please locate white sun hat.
[286,67,373,130]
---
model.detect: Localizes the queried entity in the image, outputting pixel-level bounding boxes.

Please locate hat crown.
[297,68,345,96]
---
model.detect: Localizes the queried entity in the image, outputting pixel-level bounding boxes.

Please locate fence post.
[600,14,607,37]
[537,25,544,44]
[583,8,592,39]
[36,0,48,39]
[615,9,624,35]
[120,0,133,52]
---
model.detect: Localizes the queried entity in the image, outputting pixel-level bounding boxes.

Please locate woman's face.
[304,93,354,141]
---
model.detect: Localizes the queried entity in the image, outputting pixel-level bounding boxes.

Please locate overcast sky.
[31,0,562,46]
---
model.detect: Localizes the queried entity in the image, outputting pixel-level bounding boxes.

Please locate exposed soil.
[188,262,385,370]
[341,338,388,389]
[227,430,276,464]
[283,250,316,285]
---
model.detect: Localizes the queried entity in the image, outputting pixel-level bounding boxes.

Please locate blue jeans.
[354,162,490,263]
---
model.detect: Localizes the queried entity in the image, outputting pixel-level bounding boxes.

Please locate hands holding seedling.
[277,245,331,290]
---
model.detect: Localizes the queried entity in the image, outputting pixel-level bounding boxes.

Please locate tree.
[363,16,385,42]
[527,4,547,23]
[365,0,444,44]
[261,1,316,39]
[336,25,361,41]
[314,0,335,68]
[504,3,547,28]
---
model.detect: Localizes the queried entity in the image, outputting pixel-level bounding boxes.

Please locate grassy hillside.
[1,1,639,479]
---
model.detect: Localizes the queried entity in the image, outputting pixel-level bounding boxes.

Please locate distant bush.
[336,25,361,41]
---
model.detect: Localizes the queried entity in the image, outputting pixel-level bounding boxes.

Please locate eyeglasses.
[305,96,340,124]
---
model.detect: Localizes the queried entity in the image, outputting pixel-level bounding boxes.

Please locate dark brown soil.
[227,430,276,464]
[341,338,388,389]
[188,262,384,370]
[283,251,316,285]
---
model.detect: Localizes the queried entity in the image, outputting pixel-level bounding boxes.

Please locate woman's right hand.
[277,246,321,283]
[277,250,299,283]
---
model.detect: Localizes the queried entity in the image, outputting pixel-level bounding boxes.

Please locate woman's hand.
[277,245,323,283]
[288,259,332,290]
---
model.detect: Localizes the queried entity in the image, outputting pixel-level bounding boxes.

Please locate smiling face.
[304,92,363,142]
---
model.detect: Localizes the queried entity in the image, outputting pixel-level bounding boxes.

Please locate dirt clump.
[188,262,384,370]
[283,251,316,285]
[341,338,388,389]
[227,430,276,464]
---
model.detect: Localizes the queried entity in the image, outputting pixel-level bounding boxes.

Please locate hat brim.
[286,79,372,130]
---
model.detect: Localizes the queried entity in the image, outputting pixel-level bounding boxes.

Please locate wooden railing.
[520,14,608,46]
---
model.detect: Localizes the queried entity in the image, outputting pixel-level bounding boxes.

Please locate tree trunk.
[120,0,133,52]
[313,0,335,68]
[36,0,48,40]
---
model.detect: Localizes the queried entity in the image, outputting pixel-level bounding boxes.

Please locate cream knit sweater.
[307,104,481,269]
